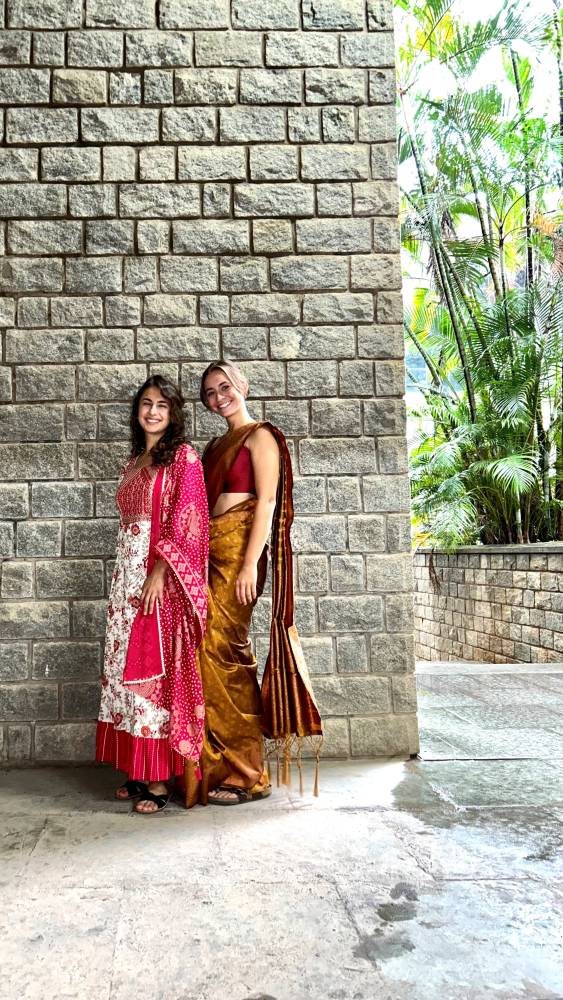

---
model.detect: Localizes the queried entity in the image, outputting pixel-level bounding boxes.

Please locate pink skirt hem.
[96,721,184,782]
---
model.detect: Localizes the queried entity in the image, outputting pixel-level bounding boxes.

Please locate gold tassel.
[283,737,292,787]
[307,734,323,798]
[296,738,304,796]
[314,735,323,796]
[264,734,323,797]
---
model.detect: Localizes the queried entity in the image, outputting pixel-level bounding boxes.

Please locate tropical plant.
[396,0,563,548]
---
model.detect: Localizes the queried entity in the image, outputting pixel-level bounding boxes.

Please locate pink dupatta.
[123,444,209,764]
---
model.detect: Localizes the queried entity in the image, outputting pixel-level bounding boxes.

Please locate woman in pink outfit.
[96,375,209,814]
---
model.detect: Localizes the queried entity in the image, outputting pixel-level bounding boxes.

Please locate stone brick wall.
[0,0,418,765]
[414,546,563,664]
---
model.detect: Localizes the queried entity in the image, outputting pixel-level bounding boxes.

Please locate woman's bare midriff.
[211,491,254,517]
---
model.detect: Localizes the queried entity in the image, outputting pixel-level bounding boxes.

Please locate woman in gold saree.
[185,360,322,806]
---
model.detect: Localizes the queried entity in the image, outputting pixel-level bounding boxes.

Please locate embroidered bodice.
[116,460,157,525]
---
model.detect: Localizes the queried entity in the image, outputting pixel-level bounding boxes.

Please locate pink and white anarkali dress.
[96,443,209,783]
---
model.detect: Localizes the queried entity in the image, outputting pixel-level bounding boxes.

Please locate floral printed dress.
[96,445,209,782]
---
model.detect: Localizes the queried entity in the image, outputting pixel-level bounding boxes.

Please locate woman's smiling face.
[137,386,171,438]
[203,370,246,420]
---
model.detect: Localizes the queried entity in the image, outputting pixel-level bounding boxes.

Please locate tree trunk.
[400,94,478,421]
[510,50,534,290]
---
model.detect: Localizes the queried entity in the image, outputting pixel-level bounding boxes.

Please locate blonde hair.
[200,360,249,409]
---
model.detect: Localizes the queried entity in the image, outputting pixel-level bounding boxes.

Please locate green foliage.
[397,0,563,549]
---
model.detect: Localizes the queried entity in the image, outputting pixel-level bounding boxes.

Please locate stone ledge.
[417,543,563,554]
[416,660,563,675]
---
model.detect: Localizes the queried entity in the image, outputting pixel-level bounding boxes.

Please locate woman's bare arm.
[235,427,280,605]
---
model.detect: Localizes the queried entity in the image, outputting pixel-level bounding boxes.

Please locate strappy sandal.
[115,780,148,801]
[208,785,271,806]
[133,789,170,814]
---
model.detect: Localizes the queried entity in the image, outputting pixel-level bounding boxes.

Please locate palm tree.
[397,0,563,548]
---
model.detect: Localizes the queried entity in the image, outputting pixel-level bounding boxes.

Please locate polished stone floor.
[1,662,562,1000]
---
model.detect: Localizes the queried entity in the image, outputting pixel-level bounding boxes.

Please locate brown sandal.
[208,785,271,806]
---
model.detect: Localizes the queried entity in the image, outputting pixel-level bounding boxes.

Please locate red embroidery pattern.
[178,503,203,541]
[116,461,157,525]
[156,537,208,637]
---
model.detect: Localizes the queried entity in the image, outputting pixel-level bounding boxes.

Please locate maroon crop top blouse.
[223,445,256,495]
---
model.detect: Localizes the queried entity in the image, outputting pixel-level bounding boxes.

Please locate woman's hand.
[235,561,258,606]
[140,562,167,616]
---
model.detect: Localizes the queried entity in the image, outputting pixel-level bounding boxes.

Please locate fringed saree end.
[264,734,324,797]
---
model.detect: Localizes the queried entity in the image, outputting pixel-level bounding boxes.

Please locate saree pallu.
[181,422,322,807]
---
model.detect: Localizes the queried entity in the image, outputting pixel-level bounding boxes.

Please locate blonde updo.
[200,360,249,409]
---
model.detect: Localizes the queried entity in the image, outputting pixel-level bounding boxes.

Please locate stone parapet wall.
[414,546,563,663]
[0,0,418,764]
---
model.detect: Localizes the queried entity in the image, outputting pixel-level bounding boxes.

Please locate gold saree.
[182,422,322,808]
[197,497,270,800]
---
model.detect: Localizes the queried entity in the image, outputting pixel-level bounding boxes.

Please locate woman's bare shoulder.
[246,425,280,453]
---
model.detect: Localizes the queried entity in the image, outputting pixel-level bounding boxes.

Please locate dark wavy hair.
[130,374,187,467]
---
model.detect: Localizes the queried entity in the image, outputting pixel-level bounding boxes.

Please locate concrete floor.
[2,663,563,1000]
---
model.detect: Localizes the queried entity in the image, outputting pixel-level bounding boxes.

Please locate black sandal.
[208,785,271,806]
[115,780,148,801]
[133,789,170,814]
